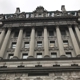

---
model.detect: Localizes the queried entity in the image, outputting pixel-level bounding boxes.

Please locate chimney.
[15,7,20,14]
[61,5,66,12]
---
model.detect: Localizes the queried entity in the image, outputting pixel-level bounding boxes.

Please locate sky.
[0,0,80,14]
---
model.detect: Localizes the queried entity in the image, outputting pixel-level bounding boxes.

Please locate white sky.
[0,0,80,14]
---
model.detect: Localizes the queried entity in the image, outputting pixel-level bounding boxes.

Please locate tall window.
[24,42,29,48]
[37,31,42,36]
[61,30,66,35]
[22,53,28,59]
[37,53,42,58]
[11,42,16,48]
[51,52,57,58]
[63,40,68,47]
[66,52,72,57]
[37,41,42,47]
[8,54,13,59]
[26,31,30,37]
[49,31,54,36]
[50,41,55,47]
[14,32,18,37]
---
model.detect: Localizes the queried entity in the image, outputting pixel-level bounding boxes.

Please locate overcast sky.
[0,0,80,14]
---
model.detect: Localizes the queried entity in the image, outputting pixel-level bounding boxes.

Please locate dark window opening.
[8,54,13,59]
[22,53,28,59]
[51,52,57,58]
[37,53,42,58]
[66,52,72,57]
[37,41,42,47]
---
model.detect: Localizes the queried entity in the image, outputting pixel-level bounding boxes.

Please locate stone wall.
[0,72,80,80]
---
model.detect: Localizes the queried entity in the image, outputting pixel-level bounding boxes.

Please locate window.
[37,41,42,47]
[22,53,28,59]
[24,42,29,48]
[26,31,30,37]
[37,31,42,36]
[61,30,66,35]
[66,52,72,57]
[49,31,54,36]
[14,32,18,37]
[63,40,68,47]
[8,54,13,59]
[50,41,55,47]
[37,53,42,58]
[51,52,57,58]
[11,42,16,48]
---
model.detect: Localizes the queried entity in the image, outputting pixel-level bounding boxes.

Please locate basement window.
[22,53,28,59]
[66,52,72,57]
[8,54,13,59]
[37,53,42,58]
[11,42,16,48]
[51,52,57,58]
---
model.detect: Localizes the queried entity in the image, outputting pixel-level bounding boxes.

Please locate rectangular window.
[37,31,42,36]
[26,31,30,37]
[12,42,16,48]
[37,53,42,58]
[50,41,55,47]
[63,40,68,47]
[61,30,66,35]
[8,54,13,59]
[22,53,28,59]
[66,52,72,57]
[37,41,42,47]
[49,31,54,36]
[24,42,29,48]
[51,52,57,58]
[14,32,18,37]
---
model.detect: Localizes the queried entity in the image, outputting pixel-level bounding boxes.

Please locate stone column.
[74,25,80,46]
[44,27,49,57]
[68,26,80,56]
[13,28,23,59]
[56,26,65,57]
[28,27,35,58]
[0,29,5,49]
[0,29,11,58]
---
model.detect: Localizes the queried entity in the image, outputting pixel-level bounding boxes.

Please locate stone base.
[28,56,34,58]
[44,55,50,58]
[76,55,80,57]
[60,55,67,58]
[12,56,18,59]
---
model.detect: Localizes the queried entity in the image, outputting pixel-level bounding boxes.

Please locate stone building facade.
[0,5,80,80]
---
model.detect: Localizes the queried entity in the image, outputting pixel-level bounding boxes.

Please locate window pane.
[37,53,42,58]
[51,52,57,58]
[22,53,28,59]
[50,41,55,47]
[26,31,30,37]
[63,40,68,47]
[14,32,18,37]
[61,30,66,35]
[8,54,13,59]
[12,42,16,48]
[66,52,72,57]
[37,31,42,36]
[49,31,54,36]
[37,41,42,47]
[24,42,29,48]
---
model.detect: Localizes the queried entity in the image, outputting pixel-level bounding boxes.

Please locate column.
[44,27,49,57]
[0,29,11,58]
[68,26,80,56]
[56,26,66,57]
[28,27,35,58]
[74,25,80,46]
[13,28,23,59]
[0,29,5,49]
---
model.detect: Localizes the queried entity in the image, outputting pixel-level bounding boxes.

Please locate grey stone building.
[0,5,80,80]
